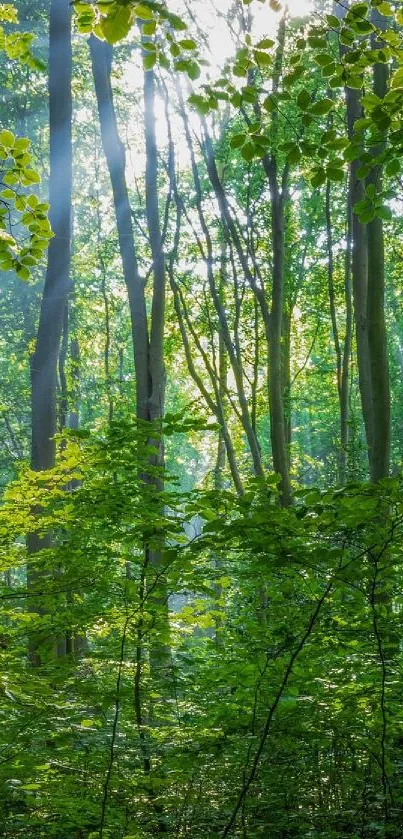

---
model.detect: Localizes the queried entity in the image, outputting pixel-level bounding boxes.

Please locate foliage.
[0,423,402,837]
[1,0,403,837]
[0,4,50,280]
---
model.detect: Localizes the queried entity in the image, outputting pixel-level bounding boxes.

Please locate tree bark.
[89,35,149,420]
[366,10,390,481]
[142,56,170,683]
[266,160,292,506]
[325,179,352,484]
[27,0,72,665]
[30,0,72,474]
[340,194,353,483]
[338,2,373,467]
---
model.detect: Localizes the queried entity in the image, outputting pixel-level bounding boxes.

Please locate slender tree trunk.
[266,160,292,505]
[170,273,243,494]
[30,0,72,475]
[248,13,291,503]
[89,35,149,419]
[91,26,170,687]
[340,196,353,483]
[282,306,292,460]
[142,57,170,681]
[366,10,390,481]
[337,2,373,467]
[214,242,229,491]
[58,302,69,432]
[326,179,349,483]
[348,104,373,463]
[27,0,72,665]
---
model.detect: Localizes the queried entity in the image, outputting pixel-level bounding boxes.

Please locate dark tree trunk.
[266,160,292,506]
[366,10,390,481]
[142,57,171,691]
[326,179,352,484]
[89,35,149,420]
[27,0,72,665]
[30,0,72,474]
[337,1,373,468]
[340,196,353,483]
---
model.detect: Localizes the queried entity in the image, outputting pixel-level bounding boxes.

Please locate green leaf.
[241,141,255,162]
[391,67,403,89]
[262,94,278,113]
[351,19,373,33]
[327,166,344,182]
[143,52,157,69]
[346,75,364,89]
[287,145,301,165]
[101,5,132,43]
[0,189,15,200]
[256,38,274,48]
[15,265,30,281]
[253,49,272,66]
[142,20,156,35]
[0,129,15,148]
[311,168,326,188]
[179,38,197,50]
[326,14,340,27]
[297,90,311,110]
[22,169,41,184]
[358,206,376,223]
[314,52,334,67]
[310,98,333,116]
[186,61,200,81]
[349,2,369,17]
[230,133,246,149]
[385,159,400,176]
[135,4,153,19]
[168,13,187,31]
[188,94,209,115]
[377,1,394,15]
[377,205,392,220]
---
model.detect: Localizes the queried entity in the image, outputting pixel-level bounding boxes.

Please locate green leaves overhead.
[99,4,132,43]
[310,98,333,116]
[0,3,45,70]
[354,183,394,223]
[74,0,194,73]
[0,131,52,279]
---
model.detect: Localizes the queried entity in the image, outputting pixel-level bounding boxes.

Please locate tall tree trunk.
[30,0,72,474]
[250,13,291,504]
[91,36,170,824]
[366,10,390,481]
[337,2,373,468]
[142,56,170,681]
[340,195,353,483]
[27,0,72,665]
[89,35,149,420]
[282,306,292,460]
[214,241,229,491]
[266,160,292,506]
[326,179,352,484]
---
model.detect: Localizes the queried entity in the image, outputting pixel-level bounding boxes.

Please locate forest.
[0,0,403,836]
